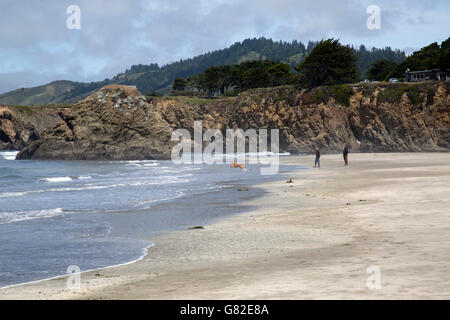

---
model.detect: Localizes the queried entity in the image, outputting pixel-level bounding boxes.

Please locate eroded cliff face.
[0,106,66,151]
[16,82,450,160]
[155,82,449,154]
[17,85,174,160]
[347,84,450,152]
[228,83,449,153]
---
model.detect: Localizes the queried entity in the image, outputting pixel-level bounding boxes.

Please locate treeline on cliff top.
[123,37,405,94]
[61,38,408,96]
[367,37,450,81]
[0,37,406,106]
[171,37,450,97]
[170,39,362,96]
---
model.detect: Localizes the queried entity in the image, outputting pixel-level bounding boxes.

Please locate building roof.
[406,69,448,74]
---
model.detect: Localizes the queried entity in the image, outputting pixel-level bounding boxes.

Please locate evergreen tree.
[172,78,187,91]
[268,63,295,86]
[387,37,449,79]
[295,39,360,88]
[366,59,398,81]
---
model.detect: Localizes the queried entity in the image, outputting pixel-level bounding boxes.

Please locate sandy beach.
[1,153,449,300]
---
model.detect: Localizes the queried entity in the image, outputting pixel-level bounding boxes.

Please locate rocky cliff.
[16,82,449,160]
[0,105,67,150]
[17,85,174,160]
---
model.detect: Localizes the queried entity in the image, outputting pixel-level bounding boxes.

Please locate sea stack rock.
[16,85,175,160]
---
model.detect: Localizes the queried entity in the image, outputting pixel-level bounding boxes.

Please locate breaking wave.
[0,208,63,225]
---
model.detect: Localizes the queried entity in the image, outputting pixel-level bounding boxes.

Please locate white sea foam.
[77,175,92,180]
[127,162,160,168]
[0,208,63,225]
[0,174,192,198]
[0,151,19,160]
[143,163,159,167]
[41,177,73,182]
[133,190,186,207]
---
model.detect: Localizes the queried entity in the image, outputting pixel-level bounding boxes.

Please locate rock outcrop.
[16,82,450,160]
[226,83,449,153]
[0,106,66,150]
[17,85,174,160]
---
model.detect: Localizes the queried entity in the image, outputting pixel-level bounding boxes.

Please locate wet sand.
[1,153,449,299]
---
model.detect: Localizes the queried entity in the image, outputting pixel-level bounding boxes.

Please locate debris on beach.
[231,162,246,169]
[188,226,205,230]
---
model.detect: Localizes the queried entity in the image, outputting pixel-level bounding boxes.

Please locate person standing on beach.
[343,144,349,166]
[314,148,320,168]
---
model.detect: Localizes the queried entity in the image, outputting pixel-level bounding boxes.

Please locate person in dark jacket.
[314,148,320,168]
[343,144,349,166]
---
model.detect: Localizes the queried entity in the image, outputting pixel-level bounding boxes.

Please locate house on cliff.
[405,69,449,82]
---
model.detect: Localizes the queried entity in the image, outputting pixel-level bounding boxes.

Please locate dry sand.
[1,153,449,299]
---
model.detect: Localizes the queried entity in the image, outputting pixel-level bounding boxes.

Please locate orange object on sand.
[231,162,246,169]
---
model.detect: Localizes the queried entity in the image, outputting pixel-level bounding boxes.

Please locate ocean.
[0,150,296,288]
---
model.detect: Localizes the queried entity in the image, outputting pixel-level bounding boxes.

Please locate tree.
[295,39,360,88]
[268,63,294,86]
[438,47,450,70]
[172,78,187,91]
[146,90,162,97]
[366,59,398,81]
[386,39,448,79]
[438,37,450,70]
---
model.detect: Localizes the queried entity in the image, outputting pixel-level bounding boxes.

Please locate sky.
[0,0,448,93]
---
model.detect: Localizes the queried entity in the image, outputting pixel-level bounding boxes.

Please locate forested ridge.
[0,37,406,105]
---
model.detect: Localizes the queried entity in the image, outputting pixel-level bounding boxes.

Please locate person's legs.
[344,154,348,165]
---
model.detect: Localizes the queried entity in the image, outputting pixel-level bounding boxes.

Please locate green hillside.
[0,81,76,106]
[0,37,406,106]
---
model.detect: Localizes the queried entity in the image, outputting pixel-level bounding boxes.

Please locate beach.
[1,153,449,299]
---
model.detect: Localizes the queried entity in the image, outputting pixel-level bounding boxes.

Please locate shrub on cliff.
[376,84,440,106]
[302,85,353,106]
[295,39,360,88]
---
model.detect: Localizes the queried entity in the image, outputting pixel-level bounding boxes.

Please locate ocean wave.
[127,162,160,168]
[76,175,92,180]
[0,208,63,225]
[133,190,186,207]
[0,174,23,179]
[159,166,202,173]
[39,175,92,183]
[0,174,193,198]
[0,151,19,161]
[123,160,160,166]
[143,163,159,167]
[40,176,73,182]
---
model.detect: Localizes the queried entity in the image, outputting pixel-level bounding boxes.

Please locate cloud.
[0,0,448,93]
